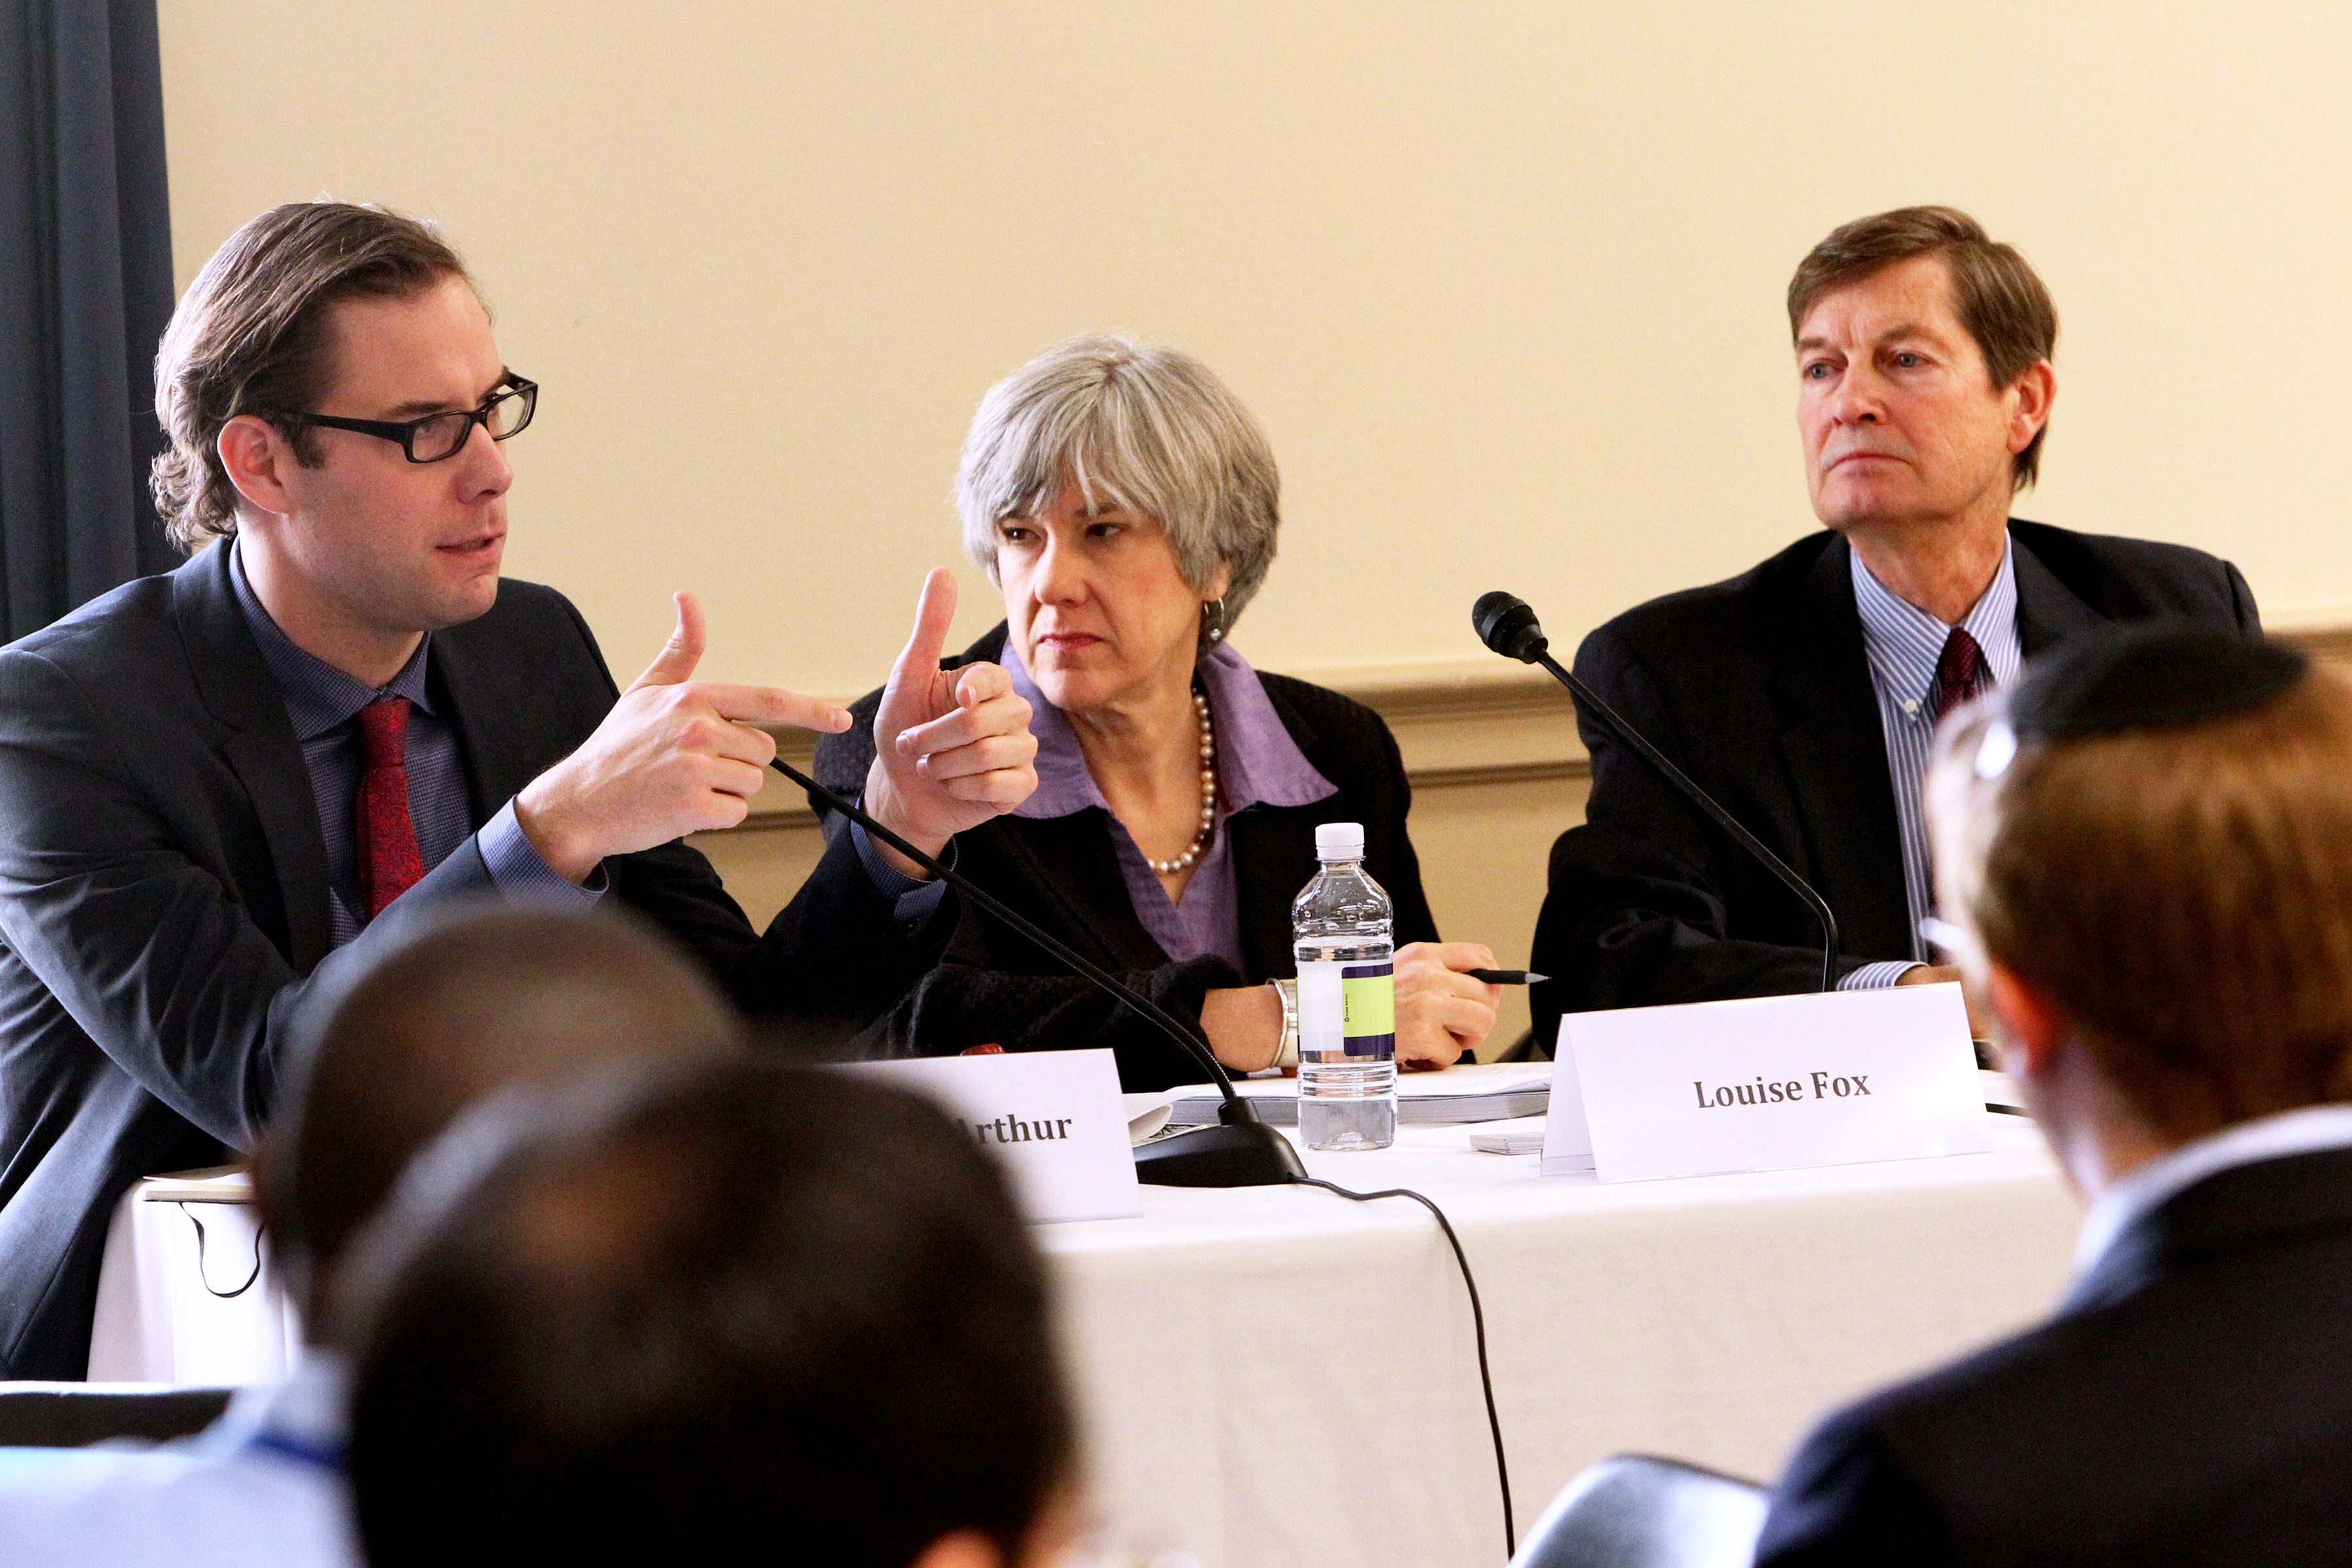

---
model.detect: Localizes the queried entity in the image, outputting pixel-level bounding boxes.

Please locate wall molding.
[730,625,2352,828]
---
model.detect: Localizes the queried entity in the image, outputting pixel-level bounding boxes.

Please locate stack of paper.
[1165,1062,1551,1128]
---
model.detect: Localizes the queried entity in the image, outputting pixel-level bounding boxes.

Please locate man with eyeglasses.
[0,201,1039,1378]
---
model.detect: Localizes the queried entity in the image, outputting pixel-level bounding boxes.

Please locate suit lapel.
[1771,536,1914,960]
[429,620,546,826]
[1229,806,1315,976]
[982,815,1169,972]
[2011,529,2106,656]
[171,546,335,972]
[1229,685,1323,976]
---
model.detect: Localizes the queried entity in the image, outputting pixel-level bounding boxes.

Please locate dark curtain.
[0,0,176,643]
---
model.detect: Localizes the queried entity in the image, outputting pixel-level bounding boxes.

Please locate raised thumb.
[627,590,706,693]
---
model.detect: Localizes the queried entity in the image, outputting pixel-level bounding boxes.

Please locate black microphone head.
[1473,591,1548,664]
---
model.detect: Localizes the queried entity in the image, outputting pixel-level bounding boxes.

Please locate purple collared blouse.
[1004,639,1338,973]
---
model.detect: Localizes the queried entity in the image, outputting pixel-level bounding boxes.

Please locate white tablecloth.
[84,1126,2077,1568]
[1045,1117,2076,1568]
[86,1168,302,1384]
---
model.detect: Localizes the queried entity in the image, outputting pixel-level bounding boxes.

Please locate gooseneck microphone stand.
[770,757,1305,1186]
[1471,591,1839,992]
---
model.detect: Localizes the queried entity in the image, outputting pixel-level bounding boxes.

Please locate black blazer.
[1756,1144,2352,1566]
[0,546,928,1377]
[1528,522,2259,1048]
[813,625,1439,1090]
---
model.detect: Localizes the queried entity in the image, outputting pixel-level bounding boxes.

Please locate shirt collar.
[2074,1103,2352,1275]
[1002,637,1335,821]
[1850,531,2022,712]
[229,538,436,741]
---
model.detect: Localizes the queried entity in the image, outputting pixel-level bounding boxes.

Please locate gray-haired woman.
[817,335,1499,1090]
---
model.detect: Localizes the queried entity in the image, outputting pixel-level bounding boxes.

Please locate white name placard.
[849,1050,1141,1222]
[1541,984,1988,1183]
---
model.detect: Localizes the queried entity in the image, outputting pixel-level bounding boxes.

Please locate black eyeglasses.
[277,377,538,464]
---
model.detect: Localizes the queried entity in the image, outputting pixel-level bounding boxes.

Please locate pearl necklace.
[1146,690,1217,876]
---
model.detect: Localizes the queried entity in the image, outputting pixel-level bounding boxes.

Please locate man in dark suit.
[1757,628,2352,1565]
[1529,208,2258,1049]
[0,202,1039,1377]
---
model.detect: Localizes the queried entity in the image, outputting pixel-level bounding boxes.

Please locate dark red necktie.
[1933,627,1987,722]
[355,696,424,921]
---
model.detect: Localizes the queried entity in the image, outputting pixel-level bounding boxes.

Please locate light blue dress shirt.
[1837,536,2021,990]
[1004,638,1336,973]
[0,1352,355,1567]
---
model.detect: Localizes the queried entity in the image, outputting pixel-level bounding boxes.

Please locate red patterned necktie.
[1933,627,1987,723]
[355,696,424,921]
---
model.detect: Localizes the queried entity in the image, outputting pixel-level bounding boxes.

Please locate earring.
[1203,597,1227,644]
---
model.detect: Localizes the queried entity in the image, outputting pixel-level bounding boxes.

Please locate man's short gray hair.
[956,334,1280,632]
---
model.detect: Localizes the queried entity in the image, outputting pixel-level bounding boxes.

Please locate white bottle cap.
[1315,822,1365,861]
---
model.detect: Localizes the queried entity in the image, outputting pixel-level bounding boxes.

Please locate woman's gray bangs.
[955,335,1279,621]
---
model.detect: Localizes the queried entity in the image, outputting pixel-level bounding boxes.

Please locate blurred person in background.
[1759,629,2352,1564]
[0,906,743,1568]
[343,1058,1076,1568]
[819,334,1499,1088]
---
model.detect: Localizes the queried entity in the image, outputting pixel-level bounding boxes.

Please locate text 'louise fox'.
[1692,1071,1870,1109]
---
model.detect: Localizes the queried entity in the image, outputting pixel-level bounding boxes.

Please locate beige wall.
[161,0,2352,709]
[157,3,2352,1049]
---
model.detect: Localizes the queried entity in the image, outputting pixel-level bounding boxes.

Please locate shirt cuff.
[851,817,953,930]
[480,798,608,911]
[1838,960,1921,991]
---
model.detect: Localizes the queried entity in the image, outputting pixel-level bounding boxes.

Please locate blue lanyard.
[245,1429,343,1473]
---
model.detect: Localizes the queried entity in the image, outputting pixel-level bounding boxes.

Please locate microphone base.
[1134,1119,1307,1188]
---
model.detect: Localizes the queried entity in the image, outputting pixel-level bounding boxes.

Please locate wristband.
[1267,977,1299,1068]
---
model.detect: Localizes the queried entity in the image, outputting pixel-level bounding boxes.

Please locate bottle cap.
[1314,822,1365,861]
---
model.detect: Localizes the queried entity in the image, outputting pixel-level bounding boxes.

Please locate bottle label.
[1296,960,1397,1058]
[1296,960,1345,1055]
[1341,962,1395,1058]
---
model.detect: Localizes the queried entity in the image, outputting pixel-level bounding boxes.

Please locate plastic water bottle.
[1293,822,1397,1151]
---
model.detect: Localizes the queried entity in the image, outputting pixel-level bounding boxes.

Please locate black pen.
[1466,969,1548,985]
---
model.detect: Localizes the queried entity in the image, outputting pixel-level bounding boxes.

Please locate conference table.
[1047,1113,2075,1567]
[86,1114,2079,1568]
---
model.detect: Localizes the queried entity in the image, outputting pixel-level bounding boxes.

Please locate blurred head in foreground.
[1927,627,2352,1188]
[258,904,742,1334]
[342,1058,1077,1568]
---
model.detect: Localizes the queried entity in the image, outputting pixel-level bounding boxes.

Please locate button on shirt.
[1839,536,2021,989]
[1005,640,1337,974]
[229,543,598,944]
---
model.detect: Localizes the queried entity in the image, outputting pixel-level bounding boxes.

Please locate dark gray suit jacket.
[1756,1145,2352,1566]
[1529,521,2259,1048]
[0,546,928,1377]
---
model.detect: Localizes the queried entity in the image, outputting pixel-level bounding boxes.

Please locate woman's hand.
[1200,985,1282,1074]
[1394,942,1503,1068]
[863,568,1041,875]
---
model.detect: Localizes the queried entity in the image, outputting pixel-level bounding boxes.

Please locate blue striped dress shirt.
[228,542,600,947]
[1837,536,2021,989]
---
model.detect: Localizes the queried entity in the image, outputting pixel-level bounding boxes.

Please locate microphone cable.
[1298,1177,1514,1560]
[781,754,1510,1541]
[770,757,1243,1102]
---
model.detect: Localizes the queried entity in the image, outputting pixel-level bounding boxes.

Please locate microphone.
[1473,591,1839,992]
[769,757,1305,1188]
